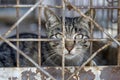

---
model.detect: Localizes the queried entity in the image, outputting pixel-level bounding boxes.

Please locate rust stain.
[100,67,120,80]
[66,4,73,10]
[8,77,18,80]
[45,67,62,80]
[21,69,37,80]
[111,67,120,73]
[1,67,120,80]
[79,69,95,80]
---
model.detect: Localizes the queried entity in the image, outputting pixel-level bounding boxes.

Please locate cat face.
[44,8,92,60]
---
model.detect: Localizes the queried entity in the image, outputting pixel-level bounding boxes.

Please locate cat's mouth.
[65,53,73,55]
[65,53,76,59]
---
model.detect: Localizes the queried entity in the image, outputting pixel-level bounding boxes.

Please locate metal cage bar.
[90,0,94,65]
[16,0,20,67]
[62,0,66,80]
[37,0,42,66]
[0,4,120,9]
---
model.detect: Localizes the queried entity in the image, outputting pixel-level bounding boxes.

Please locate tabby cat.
[0,8,117,67]
[42,8,92,66]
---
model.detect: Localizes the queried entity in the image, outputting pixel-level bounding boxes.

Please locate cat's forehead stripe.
[65,17,76,33]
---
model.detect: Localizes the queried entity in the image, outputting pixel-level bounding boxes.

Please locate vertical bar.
[37,0,42,66]
[117,0,120,65]
[90,0,93,66]
[16,0,20,67]
[62,0,65,80]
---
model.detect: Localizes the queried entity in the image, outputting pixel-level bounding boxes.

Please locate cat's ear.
[44,8,61,30]
[80,9,96,23]
[78,9,95,29]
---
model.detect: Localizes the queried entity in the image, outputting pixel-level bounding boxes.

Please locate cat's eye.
[75,35,83,39]
[51,33,63,39]
[74,33,89,44]
[55,33,63,39]
[75,34,83,39]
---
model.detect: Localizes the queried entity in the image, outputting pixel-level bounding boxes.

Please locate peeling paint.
[0,66,120,80]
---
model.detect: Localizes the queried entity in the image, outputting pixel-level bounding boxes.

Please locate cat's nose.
[65,40,75,52]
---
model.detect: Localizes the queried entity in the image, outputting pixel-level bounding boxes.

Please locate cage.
[0,0,120,80]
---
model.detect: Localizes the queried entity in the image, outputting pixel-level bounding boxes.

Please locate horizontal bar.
[0,5,119,9]
[0,4,61,8]
[0,38,119,42]
[0,38,60,41]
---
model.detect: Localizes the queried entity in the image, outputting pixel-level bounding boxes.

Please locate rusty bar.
[63,0,120,46]
[0,35,56,80]
[1,38,120,42]
[62,0,65,80]
[117,0,120,65]
[89,0,93,66]
[37,0,42,66]
[0,5,120,9]
[0,38,61,41]
[2,0,42,37]
[0,5,61,8]
[16,0,20,67]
